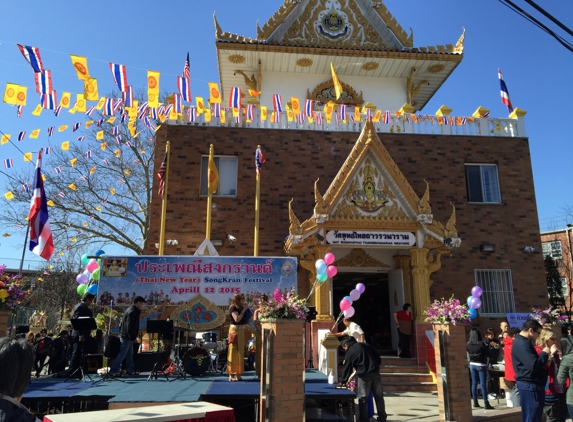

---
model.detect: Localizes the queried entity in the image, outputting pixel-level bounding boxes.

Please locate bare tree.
[0,93,157,255]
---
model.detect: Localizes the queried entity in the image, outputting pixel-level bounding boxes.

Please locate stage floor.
[24,369,354,404]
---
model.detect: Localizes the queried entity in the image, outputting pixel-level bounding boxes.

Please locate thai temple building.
[149,0,546,367]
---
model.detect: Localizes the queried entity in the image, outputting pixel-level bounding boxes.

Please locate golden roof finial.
[213,12,223,39]
[445,202,458,238]
[235,70,258,92]
[418,180,432,214]
[289,199,303,236]
[453,27,466,54]
[314,179,328,215]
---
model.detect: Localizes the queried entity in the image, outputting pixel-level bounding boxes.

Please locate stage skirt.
[227,325,245,375]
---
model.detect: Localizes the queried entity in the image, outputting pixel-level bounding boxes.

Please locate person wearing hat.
[109,296,145,377]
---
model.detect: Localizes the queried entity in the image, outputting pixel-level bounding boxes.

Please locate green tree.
[546,255,565,308]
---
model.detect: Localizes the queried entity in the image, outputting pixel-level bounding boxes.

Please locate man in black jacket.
[109,296,144,377]
[339,337,387,422]
[68,293,95,377]
[512,319,557,422]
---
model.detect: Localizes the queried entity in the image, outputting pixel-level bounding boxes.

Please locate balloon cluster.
[466,286,483,320]
[75,250,106,296]
[339,283,366,319]
[315,252,338,282]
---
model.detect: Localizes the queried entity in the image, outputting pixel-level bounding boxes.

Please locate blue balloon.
[467,295,474,308]
[316,262,327,275]
[95,250,106,257]
[468,308,477,319]
[343,295,353,305]
[87,283,99,295]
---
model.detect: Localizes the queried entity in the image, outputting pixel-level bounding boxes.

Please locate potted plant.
[530,307,568,326]
[424,295,472,325]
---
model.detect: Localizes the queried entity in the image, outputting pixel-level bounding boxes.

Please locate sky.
[0,0,572,269]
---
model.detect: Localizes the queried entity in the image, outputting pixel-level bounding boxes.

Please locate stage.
[23,369,355,421]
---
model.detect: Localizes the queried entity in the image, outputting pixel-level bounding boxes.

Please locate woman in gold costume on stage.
[227,293,250,381]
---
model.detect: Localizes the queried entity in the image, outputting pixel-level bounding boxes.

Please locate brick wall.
[150,125,546,313]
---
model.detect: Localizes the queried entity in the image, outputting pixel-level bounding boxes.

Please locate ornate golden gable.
[307,79,363,106]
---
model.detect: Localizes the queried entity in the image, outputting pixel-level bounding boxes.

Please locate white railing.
[167,113,525,138]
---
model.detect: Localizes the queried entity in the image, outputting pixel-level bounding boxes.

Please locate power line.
[524,0,573,38]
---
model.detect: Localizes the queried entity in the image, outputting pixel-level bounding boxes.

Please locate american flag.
[417,114,426,123]
[115,135,122,144]
[164,104,173,116]
[272,94,283,112]
[114,99,123,112]
[183,53,191,79]
[255,147,265,176]
[109,63,129,92]
[28,150,54,260]
[150,107,158,119]
[125,141,133,148]
[73,122,82,132]
[18,131,26,141]
[103,98,115,115]
[17,44,44,73]
[47,127,55,137]
[212,103,221,118]
[498,69,513,113]
[157,153,167,198]
[298,113,305,125]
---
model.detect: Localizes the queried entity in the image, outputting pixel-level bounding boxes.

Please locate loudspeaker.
[306,306,317,322]
[16,325,30,334]
[83,354,103,374]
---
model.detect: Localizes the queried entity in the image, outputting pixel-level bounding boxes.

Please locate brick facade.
[149,124,547,323]
[541,228,573,311]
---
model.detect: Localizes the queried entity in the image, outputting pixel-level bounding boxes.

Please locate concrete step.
[380,357,417,366]
[380,364,427,374]
[383,381,437,392]
[381,372,434,383]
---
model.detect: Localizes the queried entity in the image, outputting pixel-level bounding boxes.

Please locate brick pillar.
[433,324,471,422]
[260,319,306,422]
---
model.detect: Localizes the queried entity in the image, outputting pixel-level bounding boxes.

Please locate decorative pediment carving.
[335,248,390,268]
[307,79,363,106]
[169,294,226,331]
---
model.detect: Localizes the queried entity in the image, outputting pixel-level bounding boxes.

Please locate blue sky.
[0,0,572,268]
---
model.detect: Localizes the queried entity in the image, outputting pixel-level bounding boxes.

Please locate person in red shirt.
[504,327,520,407]
[393,303,412,358]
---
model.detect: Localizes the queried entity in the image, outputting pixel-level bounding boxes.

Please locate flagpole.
[254,145,262,256]
[206,144,214,240]
[158,141,170,256]
[18,223,30,275]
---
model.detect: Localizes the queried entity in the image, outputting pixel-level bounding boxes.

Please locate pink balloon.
[356,283,366,294]
[324,252,336,266]
[326,265,338,278]
[340,298,351,312]
[349,289,360,302]
[343,306,355,318]
[86,259,99,273]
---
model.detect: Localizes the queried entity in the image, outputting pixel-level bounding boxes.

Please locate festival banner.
[98,255,298,306]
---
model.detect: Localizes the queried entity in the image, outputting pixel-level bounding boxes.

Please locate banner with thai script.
[97,256,298,306]
[326,230,416,247]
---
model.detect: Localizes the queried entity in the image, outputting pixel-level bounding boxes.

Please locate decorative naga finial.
[235,70,258,92]
[213,12,223,38]
[444,202,458,238]
[314,179,328,215]
[453,27,466,53]
[406,67,428,107]
[289,199,303,235]
[418,180,432,214]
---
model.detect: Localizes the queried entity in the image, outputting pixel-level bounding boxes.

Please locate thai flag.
[34,70,52,94]
[305,100,314,117]
[103,98,115,115]
[298,113,305,124]
[177,76,191,102]
[17,105,24,118]
[18,131,26,141]
[118,178,126,185]
[112,126,120,135]
[498,69,513,112]
[43,147,52,154]
[229,86,242,108]
[17,44,44,73]
[157,153,167,198]
[76,136,85,142]
[339,105,347,121]
[41,91,57,110]
[349,115,355,123]
[272,94,283,112]
[255,147,265,175]
[57,192,65,199]
[54,106,62,117]
[365,108,372,122]
[134,158,141,165]
[315,112,323,125]
[116,135,122,144]
[164,104,173,116]
[96,119,105,127]
[28,150,54,260]
[173,94,182,114]
[403,113,410,124]
[188,106,197,122]
[109,63,129,92]
[482,111,491,118]
[73,122,82,132]
[212,103,221,118]
[85,150,92,159]
[22,183,30,193]
[85,106,96,116]
[247,104,255,121]
[417,114,426,123]
[113,99,123,112]
[47,127,55,137]
[122,85,133,107]
[102,159,109,166]
[150,107,158,119]
[271,111,279,123]
[120,111,128,123]
[383,111,390,124]
[3,158,13,169]
[137,102,149,119]
[54,166,63,174]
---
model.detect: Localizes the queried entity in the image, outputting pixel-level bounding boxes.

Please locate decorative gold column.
[393,255,412,304]
[313,245,333,322]
[409,247,431,322]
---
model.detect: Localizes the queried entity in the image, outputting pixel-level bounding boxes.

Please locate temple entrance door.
[332,272,391,353]
[388,269,404,351]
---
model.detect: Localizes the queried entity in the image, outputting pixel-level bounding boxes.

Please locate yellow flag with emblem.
[75,94,86,112]
[84,78,98,101]
[147,70,160,107]
[330,63,343,100]
[61,141,70,151]
[4,191,14,200]
[106,117,116,124]
[208,82,222,104]
[69,183,76,191]
[101,142,107,151]
[96,97,106,110]
[96,131,104,140]
[32,105,43,116]
[1,134,10,145]
[291,97,300,115]
[70,55,90,80]
[3,83,27,106]
[59,92,71,108]
[85,121,93,129]
[29,129,40,139]
[207,155,219,195]
[90,167,96,174]
[23,152,33,162]
[47,200,54,206]
[109,188,116,195]
[196,97,205,114]
[70,158,77,168]
[260,106,268,121]
[58,125,68,132]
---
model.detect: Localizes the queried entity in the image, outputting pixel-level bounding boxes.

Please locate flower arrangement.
[0,265,29,310]
[530,307,568,326]
[257,287,308,320]
[424,295,471,325]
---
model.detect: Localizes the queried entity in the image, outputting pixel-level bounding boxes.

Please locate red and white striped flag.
[28,151,54,260]
[498,69,513,113]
